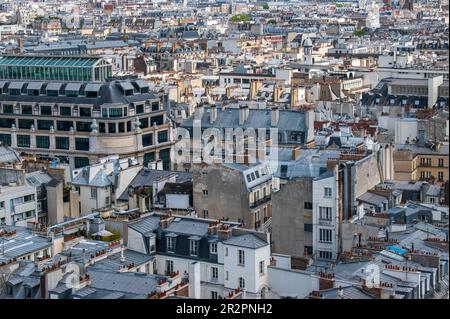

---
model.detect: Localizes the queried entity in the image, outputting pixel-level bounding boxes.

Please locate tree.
[353,29,365,37]
[229,13,252,23]
[262,3,269,10]
[267,19,277,25]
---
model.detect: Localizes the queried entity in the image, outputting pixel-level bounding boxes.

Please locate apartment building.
[0,55,174,169]
[0,168,38,226]
[127,213,271,299]
[393,142,449,186]
[193,162,273,232]
[69,156,142,214]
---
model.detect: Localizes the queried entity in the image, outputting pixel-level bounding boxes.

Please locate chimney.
[210,104,217,124]
[271,106,279,126]
[226,86,233,99]
[292,146,300,160]
[338,286,344,299]
[239,105,249,125]
[290,84,298,109]
[418,129,425,146]
[195,104,204,120]
[273,84,283,103]
[318,272,335,290]
[188,262,201,299]
[120,246,125,262]
[249,79,262,100]
[217,224,232,240]
[159,213,174,229]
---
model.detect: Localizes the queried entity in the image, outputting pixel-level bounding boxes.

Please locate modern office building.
[0,55,174,169]
[0,55,113,82]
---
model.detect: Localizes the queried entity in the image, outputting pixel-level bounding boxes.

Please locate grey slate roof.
[223,233,268,249]
[88,270,158,295]
[128,215,161,236]
[118,168,192,201]
[180,106,307,131]
[318,286,374,299]
[0,145,21,163]
[88,249,154,272]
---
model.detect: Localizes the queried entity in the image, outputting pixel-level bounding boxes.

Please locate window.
[304,223,313,232]
[0,118,15,128]
[74,157,89,168]
[165,260,174,275]
[108,123,116,133]
[319,251,332,260]
[40,105,52,115]
[0,201,4,209]
[37,120,53,130]
[2,104,14,114]
[75,138,89,151]
[157,130,168,143]
[60,106,71,116]
[151,115,164,126]
[57,121,73,131]
[319,228,333,243]
[108,108,123,118]
[280,165,288,177]
[90,188,97,199]
[239,277,245,289]
[143,152,155,166]
[189,239,199,256]
[319,207,332,220]
[18,119,34,129]
[136,104,144,114]
[210,242,217,254]
[259,261,265,275]
[17,135,30,148]
[202,189,208,197]
[225,247,228,256]
[118,122,125,133]
[36,135,50,149]
[167,236,175,252]
[211,291,218,299]
[142,133,153,147]
[203,209,209,218]
[79,107,91,117]
[139,117,149,129]
[211,267,218,280]
[324,187,332,198]
[55,136,69,150]
[152,102,160,111]
[438,158,444,167]
[21,105,32,114]
[225,271,229,281]
[438,172,444,181]
[238,250,245,266]
[0,133,11,146]
[304,202,312,209]
[76,122,91,132]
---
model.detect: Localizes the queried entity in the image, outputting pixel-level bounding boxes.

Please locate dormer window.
[189,236,200,256]
[166,233,177,253]
[210,242,218,254]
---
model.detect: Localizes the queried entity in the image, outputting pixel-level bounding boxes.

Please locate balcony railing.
[250,195,271,208]
[319,218,333,226]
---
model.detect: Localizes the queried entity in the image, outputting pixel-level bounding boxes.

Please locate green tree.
[262,3,269,10]
[353,29,365,37]
[229,13,252,23]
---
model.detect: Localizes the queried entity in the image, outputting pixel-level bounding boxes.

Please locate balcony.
[249,195,271,208]
[319,218,333,226]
